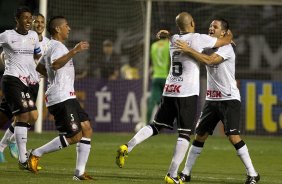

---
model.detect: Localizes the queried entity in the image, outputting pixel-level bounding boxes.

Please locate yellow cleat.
[164,174,183,184]
[37,166,42,170]
[116,144,128,168]
[28,153,40,174]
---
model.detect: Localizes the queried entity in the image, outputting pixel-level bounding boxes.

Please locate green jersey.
[150,39,170,79]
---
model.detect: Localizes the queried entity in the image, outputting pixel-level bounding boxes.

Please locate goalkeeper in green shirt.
[147,37,170,123]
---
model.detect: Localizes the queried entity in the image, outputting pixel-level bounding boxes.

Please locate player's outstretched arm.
[213,29,233,48]
[51,41,89,70]
[175,40,223,65]
[0,52,5,65]
[36,62,47,78]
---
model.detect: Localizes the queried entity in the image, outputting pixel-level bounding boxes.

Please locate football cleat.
[73,173,94,180]
[179,172,191,182]
[18,161,31,171]
[245,173,260,184]
[116,144,128,168]
[0,152,6,163]
[8,142,18,159]
[164,173,183,184]
[27,153,40,174]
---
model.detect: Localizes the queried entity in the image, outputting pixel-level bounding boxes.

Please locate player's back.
[163,33,217,97]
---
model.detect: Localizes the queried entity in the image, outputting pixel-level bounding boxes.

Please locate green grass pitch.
[0,132,281,184]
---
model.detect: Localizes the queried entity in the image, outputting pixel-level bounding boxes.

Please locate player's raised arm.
[51,41,89,70]
[175,40,223,65]
[213,29,233,48]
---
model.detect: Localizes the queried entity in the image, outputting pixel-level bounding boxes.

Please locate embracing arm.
[51,41,89,70]
[175,40,223,65]
[213,30,233,48]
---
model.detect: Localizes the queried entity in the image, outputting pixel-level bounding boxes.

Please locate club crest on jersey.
[206,90,222,98]
[164,84,181,93]
[70,122,79,132]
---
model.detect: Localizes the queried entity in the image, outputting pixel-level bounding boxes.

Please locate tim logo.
[207,90,222,98]
[164,84,181,93]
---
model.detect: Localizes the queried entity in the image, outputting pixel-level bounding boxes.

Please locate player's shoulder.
[218,44,234,53]
[28,30,38,36]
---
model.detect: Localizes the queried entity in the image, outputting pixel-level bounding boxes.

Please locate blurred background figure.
[135,36,170,131]
[97,39,120,80]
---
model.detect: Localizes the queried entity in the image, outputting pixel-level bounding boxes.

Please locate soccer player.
[175,19,260,184]
[0,12,49,163]
[0,7,42,169]
[28,16,93,180]
[116,12,233,184]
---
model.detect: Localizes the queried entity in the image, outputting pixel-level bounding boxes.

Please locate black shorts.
[48,98,90,138]
[196,100,241,136]
[1,75,39,116]
[0,97,13,120]
[153,95,198,134]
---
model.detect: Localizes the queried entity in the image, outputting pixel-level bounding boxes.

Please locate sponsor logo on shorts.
[22,100,28,108]
[206,90,222,98]
[70,122,79,132]
[28,100,34,107]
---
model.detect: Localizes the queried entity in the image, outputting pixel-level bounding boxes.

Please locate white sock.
[14,126,28,163]
[168,137,189,178]
[33,136,69,157]
[0,127,14,152]
[182,145,203,175]
[237,145,257,176]
[127,125,153,153]
[75,137,91,176]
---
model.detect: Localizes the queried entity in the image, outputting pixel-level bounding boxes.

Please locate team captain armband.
[34,47,42,54]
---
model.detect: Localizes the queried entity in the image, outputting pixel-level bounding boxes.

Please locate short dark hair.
[33,13,45,19]
[214,18,229,31]
[47,16,66,35]
[15,6,32,19]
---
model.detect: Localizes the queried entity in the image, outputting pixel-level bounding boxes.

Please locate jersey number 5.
[172,51,183,76]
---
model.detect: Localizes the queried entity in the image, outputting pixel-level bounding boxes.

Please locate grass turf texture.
[0,132,281,184]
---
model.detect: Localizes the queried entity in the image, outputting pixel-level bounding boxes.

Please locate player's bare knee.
[228,135,241,145]
[81,120,93,138]
[28,110,38,124]
[195,133,208,142]
[15,112,30,122]
[68,131,83,144]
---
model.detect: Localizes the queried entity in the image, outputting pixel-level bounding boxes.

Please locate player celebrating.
[28,16,93,181]
[175,18,260,184]
[116,12,233,184]
[0,7,42,169]
[0,12,49,164]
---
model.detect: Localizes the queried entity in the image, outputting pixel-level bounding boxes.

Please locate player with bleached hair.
[116,12,233,184]
[28,16,93,181]
[175,18,260,184]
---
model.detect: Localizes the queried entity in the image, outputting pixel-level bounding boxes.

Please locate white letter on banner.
[95,86,111,122]
[120,92,140,123]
